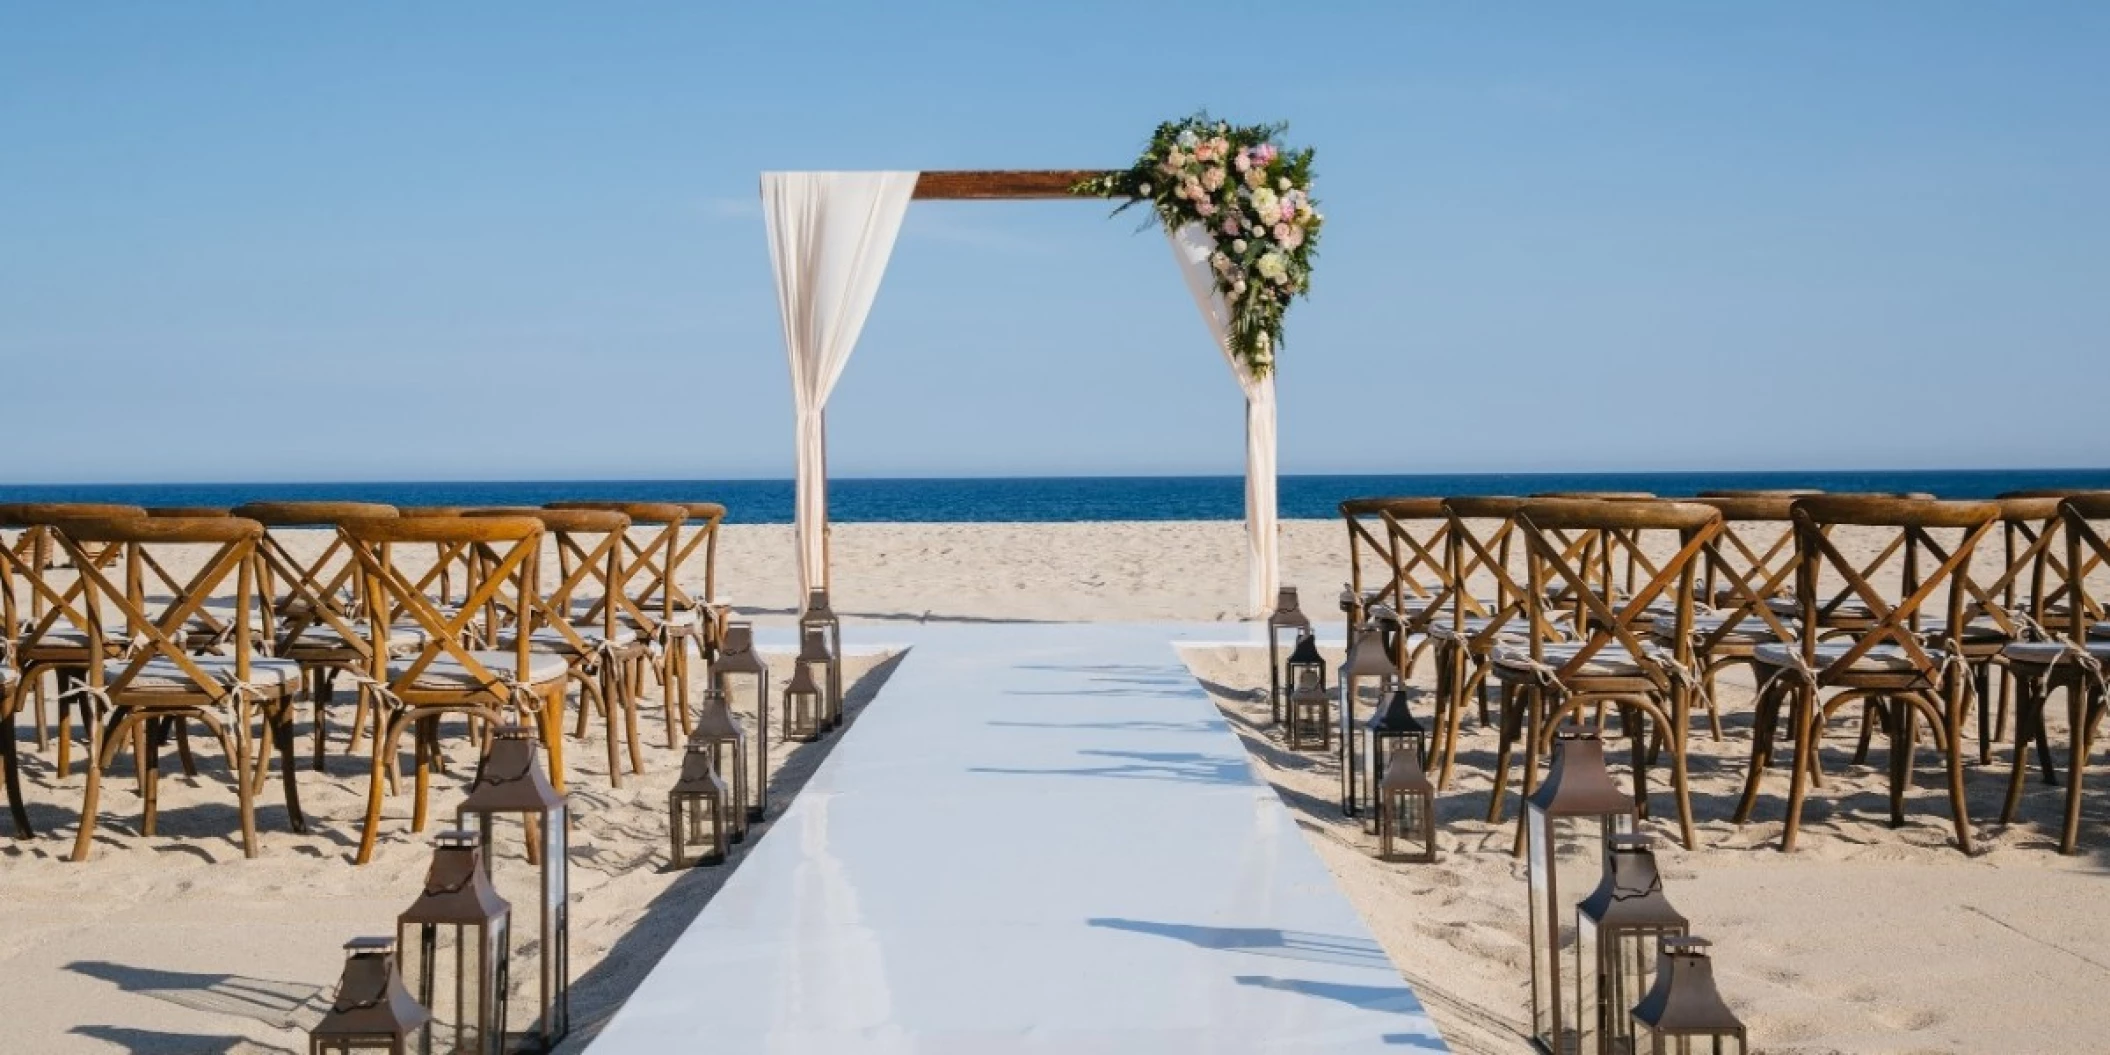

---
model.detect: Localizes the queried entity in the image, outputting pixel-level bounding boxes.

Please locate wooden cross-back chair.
[1733,496,1999,854]
[1487,499,1721,850]
[1341,498,1466,677]
[53,515,307,862]
[1668,497,1805,738]
[1527,492,1659,612]
[1426,497,1539,791]
[674,503,730,653]
[1997,493,2110,853]
[231,502,408,772]
[545,502,699,747]
[0,503,149,766]
[339,515,570,865]
[472,508,650,787]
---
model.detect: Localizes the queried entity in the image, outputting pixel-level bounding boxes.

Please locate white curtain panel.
[762,171,919,595]
[1166,222,1281,616]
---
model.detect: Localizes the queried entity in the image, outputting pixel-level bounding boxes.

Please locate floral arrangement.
[1076,114,1320,377]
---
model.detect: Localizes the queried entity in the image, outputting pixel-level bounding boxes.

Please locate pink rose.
[1196,201,1217,217]
[1272,223,1291,242]
[1233,154,1250,173]
[1281,225,1304,249]
[1221,217,1240,235]
[1201,166,1225,191]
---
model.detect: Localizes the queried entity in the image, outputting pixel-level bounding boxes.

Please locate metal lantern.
[1338,625,1400,817]
[688,687,749,840]
[456,726,569,1053]
[1283,629,1327,731]
[1364,687,1427,822]
[1286,657,1332,752]
[1631,938,1747,1055]
[796,625,841,734]
[1267,587,1312,724]
[783,660,825,743]
[396,831,510,1055]
[711,621,770,821]
[310,937,431,1055]
[1377,743,1437,863]
[799,588,844,730]
[1527,727,1638,1055]
[668,739,732,867]
[1577,835,1688,1055]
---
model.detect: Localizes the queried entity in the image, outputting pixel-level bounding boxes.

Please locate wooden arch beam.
[912,170,1115,200]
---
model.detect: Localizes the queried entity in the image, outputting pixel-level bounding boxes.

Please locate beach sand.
[4,519,2106,1053]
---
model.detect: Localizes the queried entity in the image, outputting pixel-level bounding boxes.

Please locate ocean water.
[2,470,2105,523]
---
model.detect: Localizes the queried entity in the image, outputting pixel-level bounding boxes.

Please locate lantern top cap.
[1368,687,1423,733]
[786,663,822,693]
[1269,587,1310,627]
[1286,629,1324,666]
[1527,727,1636,818]
[315,935,431,1039]
[1580,832,1686,928]
[435,829,478,849]
[1633,935,1745,1036]
[458,728,564,813]
[1379,743,1433,793]
[802,588,837,619]
[1344,627,1395,676]
[344,936,395,955]
[402,834,509,924]
[722,622,756,652]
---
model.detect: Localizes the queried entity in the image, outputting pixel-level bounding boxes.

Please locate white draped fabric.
[1165,222,1280,616]
[761,171,920,595]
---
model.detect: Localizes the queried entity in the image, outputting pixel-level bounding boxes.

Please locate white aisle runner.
[586,622,1446,1053]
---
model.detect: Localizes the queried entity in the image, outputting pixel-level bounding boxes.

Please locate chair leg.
[542,684,568,793]
[1974,663,1994,765]
[3,697,32,838]
[356,717,388,865]
[2060,688,2089,854]
[1780,687,1817,852]
[1941,688,1974,855]
[232,708,257,859]
[1733,678,1782,826]
[411,716,434,834]
[1670,713,1698,850]
[1487,685,1520,824]
[598,670,624,790]
[141,718,163,838]
[2000,681,2041,825]
[274,700,306,834]
[1888,698,1914,828]
[68,708,106,862]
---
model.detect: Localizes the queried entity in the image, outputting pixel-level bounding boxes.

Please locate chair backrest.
[340,516,545,703]
[1339,497,1453,625]
[0,504,151,648]
[676,503,726,608]
[53,516,266,700]
[1787,496,1999,681]
[1690,496,1801,645]
[2055,493,2110,638]
[1439,497,1530,643]
[232,502,401,657]
[468,508,631,650]
[544,502,692,632]
[1513,499,1721,685]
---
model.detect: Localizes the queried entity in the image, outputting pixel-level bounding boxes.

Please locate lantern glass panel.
[1526,731,1638,1055]
[457,730,569,1054]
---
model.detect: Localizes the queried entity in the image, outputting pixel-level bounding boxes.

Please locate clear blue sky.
[3,3,2104,483]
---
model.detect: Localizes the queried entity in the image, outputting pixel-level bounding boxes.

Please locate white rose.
[1278,178,1291,191]
[1256,252,1288,281]
[1231,238,1248,253]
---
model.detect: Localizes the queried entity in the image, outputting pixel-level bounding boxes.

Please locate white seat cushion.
[101,657,303,694]
[1659,612,1796,645]
[2001,640,2110,665]
[279,622,428,653]
[564,597,698,629]
[495,624,642,656]
[389,650,570,691]
[1752,640,1932,673]
[1492,642,1647,678]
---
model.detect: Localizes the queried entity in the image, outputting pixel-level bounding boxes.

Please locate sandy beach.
[3,518,2106,1053]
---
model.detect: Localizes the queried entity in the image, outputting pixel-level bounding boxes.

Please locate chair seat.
[101,657,303,695]
[1492,642,1647,678]
[2001,639,2110,666]
[389,651,570,691]
[1662,611,1797,646]
[495,624,642,656]
[1767,597,1875,623]
[1426,615,1523,644]
[1914,615,2009,644]
[1752,640,1934,674]
[280,622,429,654]
[564,598,698,630]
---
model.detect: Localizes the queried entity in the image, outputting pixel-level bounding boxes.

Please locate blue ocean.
[2,470,2104,523]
